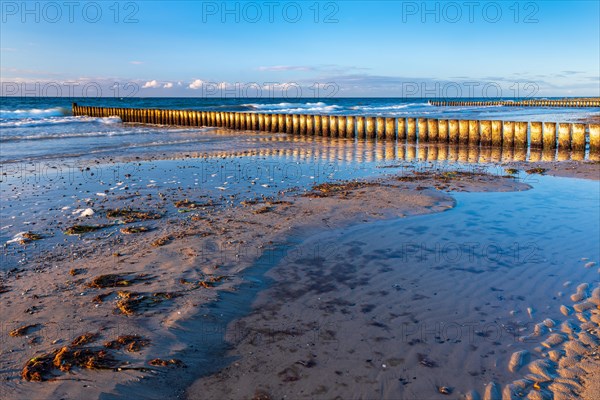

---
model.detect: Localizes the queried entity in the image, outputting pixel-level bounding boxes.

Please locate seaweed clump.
[10,324,40,337]
[106,208,162,223]
[115,291,177,316]
[63,225,107,235]
[120,226,150,234]
[21,345,118,382]
[525,167,548,175]
[148,358,185,367]
[304,181,377,198]
[86,273,152,289]
[104,334,150,352]
[174,199,217,209]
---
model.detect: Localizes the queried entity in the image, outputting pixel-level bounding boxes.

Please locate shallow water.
[196,174,599,398]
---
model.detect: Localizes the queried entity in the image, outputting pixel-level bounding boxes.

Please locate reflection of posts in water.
[427,118,438,142]
[356,116,365,139]
[447,145,459,162]
[406,145,416,161]
[529,148,542,162]
[418,118,428,142]
[384,141,396,160]
[541,148,555,162]
[407,118,417,142]
[543,122,557,150]
[458,146,469,163]
[427,145,438,161]
[437,144,448,162]
[418,145,427,161]
[501,146,514,162]
[491,146,502,163]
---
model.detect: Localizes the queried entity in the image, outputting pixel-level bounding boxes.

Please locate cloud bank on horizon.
[1,1,598,97]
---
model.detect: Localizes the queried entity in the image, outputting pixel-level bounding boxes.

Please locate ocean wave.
[0,116,122,128]
[242,102,342,113]
[0,107,69,119]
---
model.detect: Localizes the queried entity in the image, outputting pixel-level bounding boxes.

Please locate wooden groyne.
[72,103,600,152]
[429,99,600,107]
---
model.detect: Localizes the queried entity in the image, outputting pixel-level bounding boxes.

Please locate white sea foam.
[0,107,68,119]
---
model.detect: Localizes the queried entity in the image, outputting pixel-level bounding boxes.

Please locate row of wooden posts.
[72,104,600,152]
[429,99,600,107]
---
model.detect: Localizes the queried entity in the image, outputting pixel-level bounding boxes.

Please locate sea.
[1,97,598,163]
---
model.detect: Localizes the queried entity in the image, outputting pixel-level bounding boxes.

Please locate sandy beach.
[1,141,598,399]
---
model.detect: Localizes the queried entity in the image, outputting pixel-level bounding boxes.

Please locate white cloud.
[130,61,144,65]
[142,80,160,88]
[258,65,312,72]
[163,82,173,89]
[188,79,204,89]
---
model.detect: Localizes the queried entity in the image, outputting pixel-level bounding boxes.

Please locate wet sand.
[187,171,600,400]
[0,139,598,399]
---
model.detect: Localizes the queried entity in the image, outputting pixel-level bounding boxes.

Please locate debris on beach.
[71,332,98,347]
[21,344,119,381]
[174,199,217,209]
[151,235,172,247]
[120,226,150,234]
[437,386,452,395]
[148,358,185,367]
[69,268,85,276]
[304,181,377,198]
[63,224,107,235]
[21,232,43,243]
[10,324,40,337]
[104,335,150,352]
[86,273,153,289]
[92,292,112,303]
[106,208,162,223]
[115,291,177,315]
[417,353,438,368]
[179,275,227,289]
[525,167,548,175]
[505,168,519,175]
[253,206,274,214]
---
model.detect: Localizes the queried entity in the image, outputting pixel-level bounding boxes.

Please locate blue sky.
[1,0,599,97]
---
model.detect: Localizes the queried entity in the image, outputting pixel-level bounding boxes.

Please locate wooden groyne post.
[71,103,599,152]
